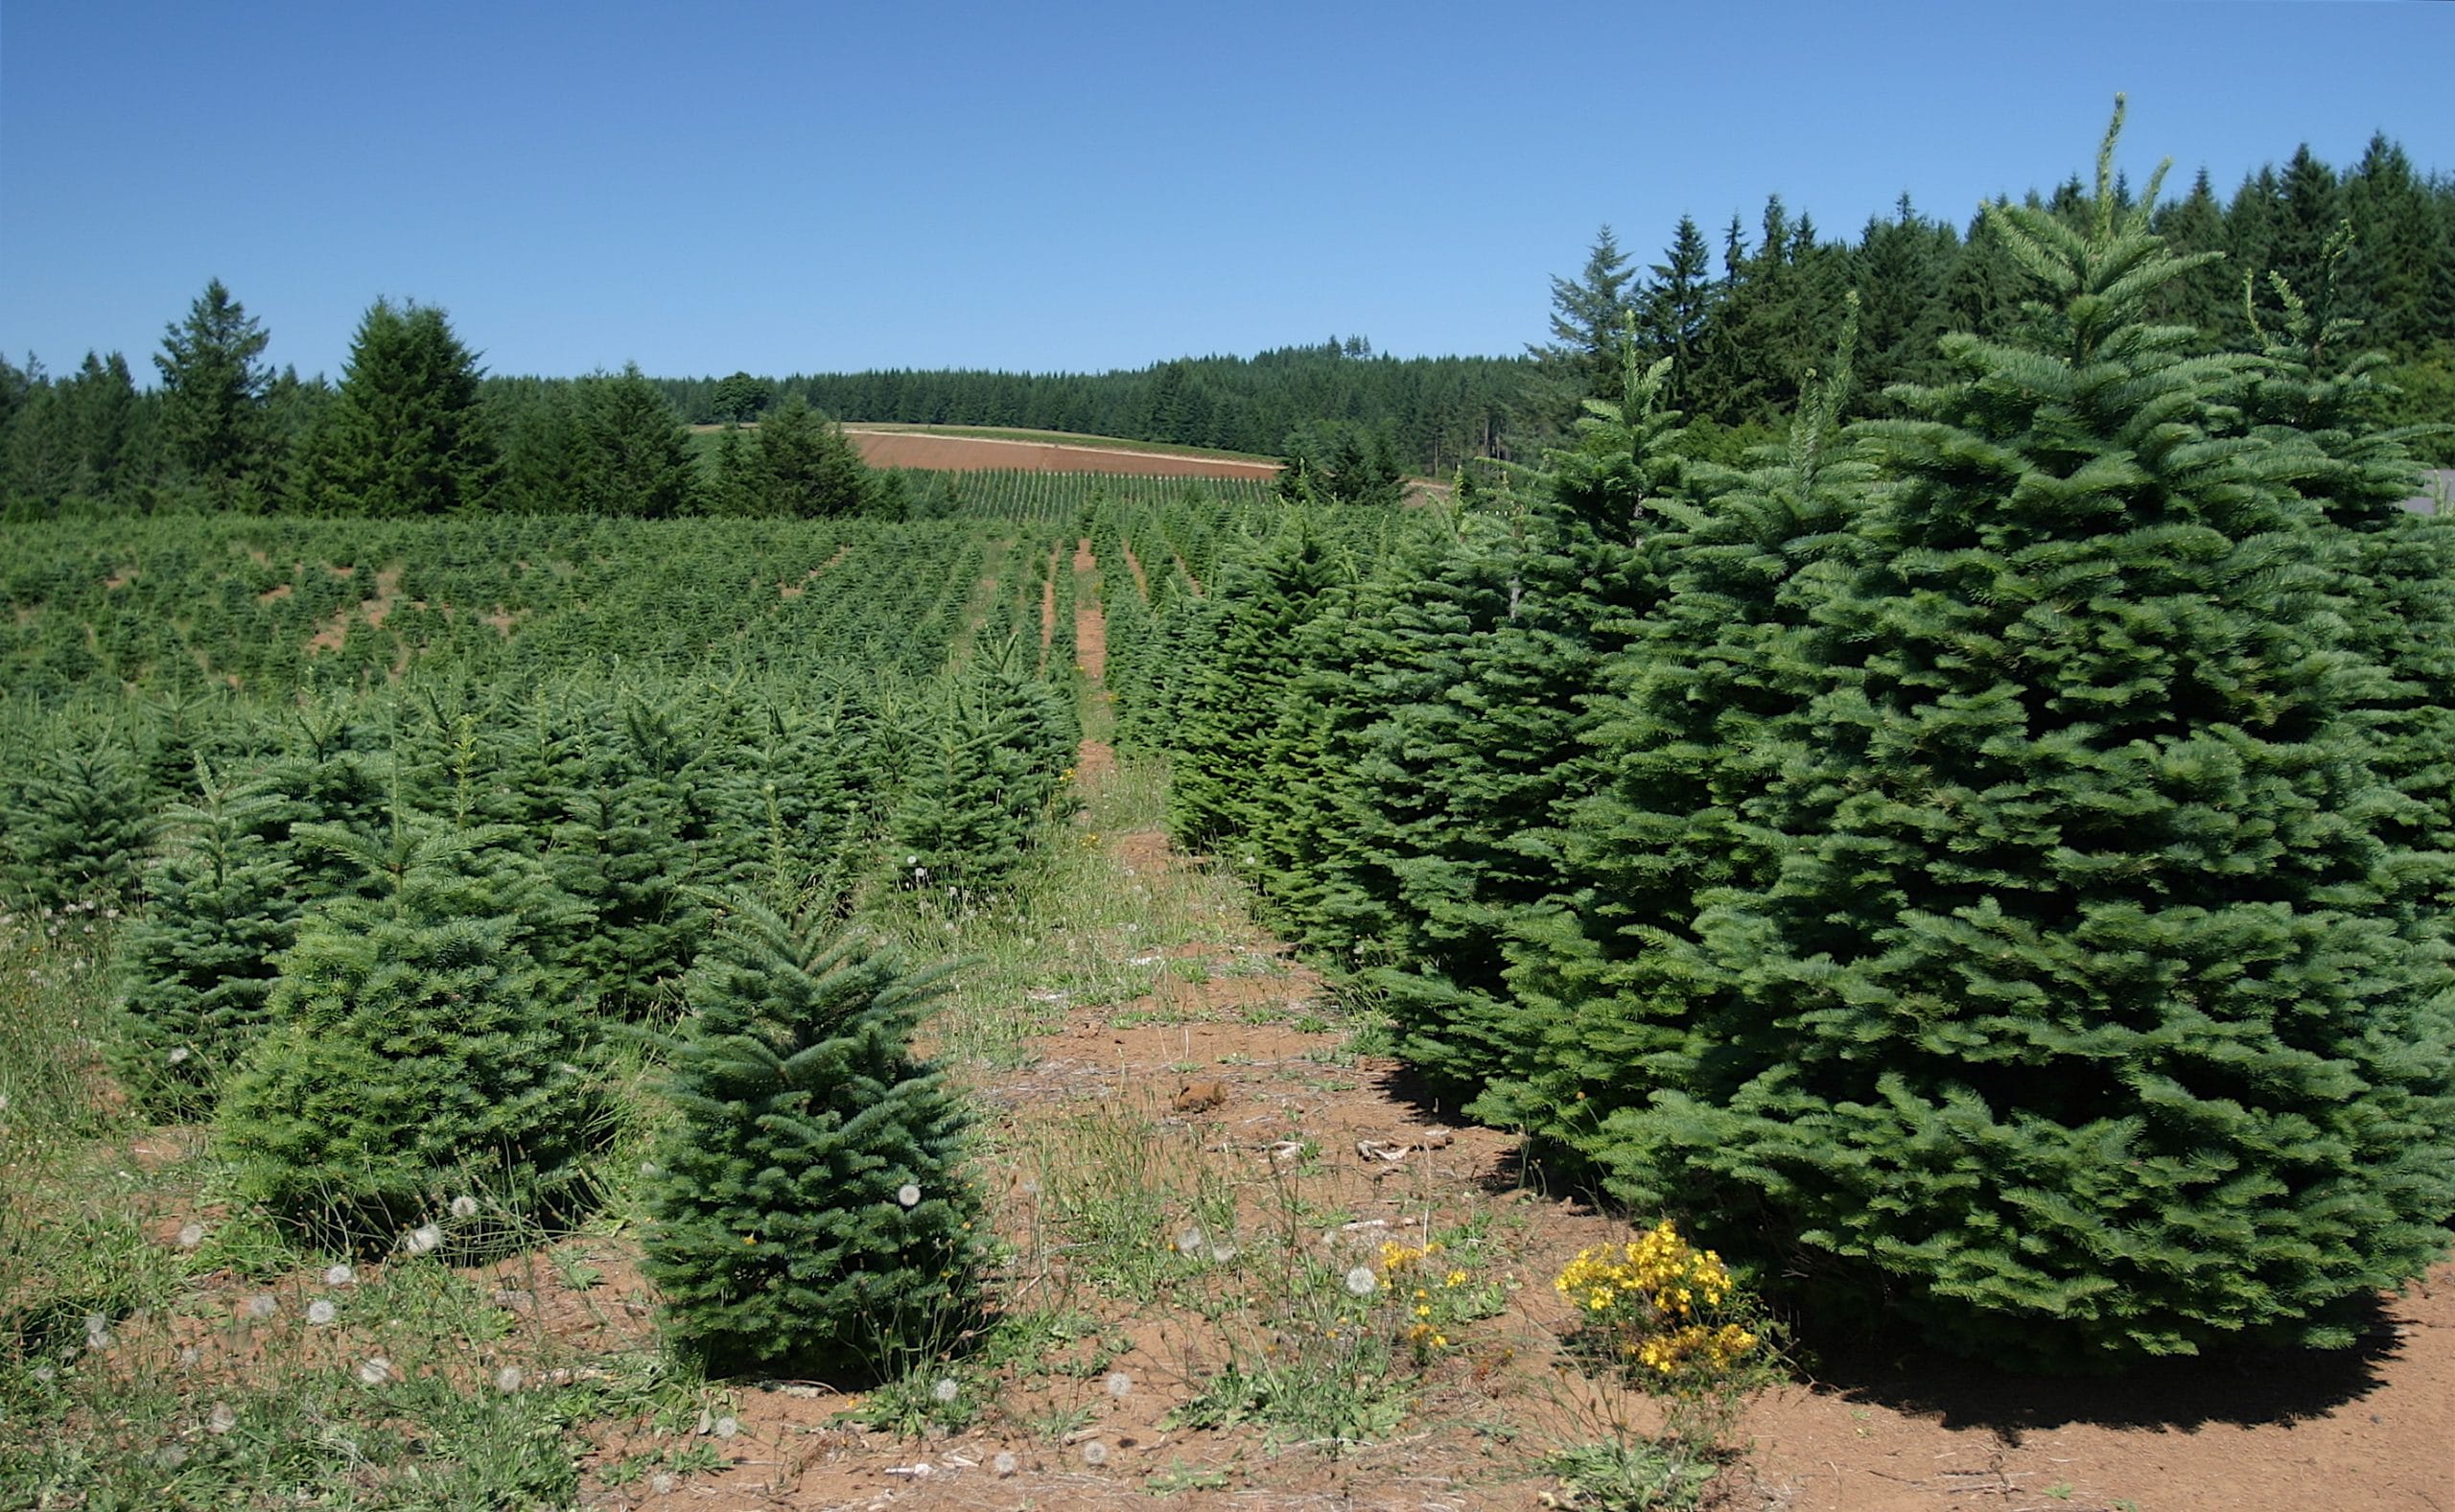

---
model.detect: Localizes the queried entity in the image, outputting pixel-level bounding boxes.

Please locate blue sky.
[3,1,2447,383]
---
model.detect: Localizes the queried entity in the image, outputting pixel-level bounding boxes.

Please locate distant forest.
[4,128,2447,520]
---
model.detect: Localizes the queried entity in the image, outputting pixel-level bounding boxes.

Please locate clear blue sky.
[3,1,2447,384]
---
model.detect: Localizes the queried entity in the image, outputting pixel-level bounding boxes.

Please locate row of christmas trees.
[1120,110,2455,1366]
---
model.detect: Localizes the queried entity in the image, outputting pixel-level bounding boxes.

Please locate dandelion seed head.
[1175,1226,1205,1255]
[449,1195,479,1219]
[931,1377,959,1404]
[178,1345,199,1368]
[1081,1439,1110,1467]
[30,1365,55,1384]
[307,1299,338,1326]
[356,1356,392,1385]
[1344,1266,1379,1297]
[1104,1370,1133,1398]
[168,1046,190,1064]
[649,1473,678,1496]
[897,1183,922,1208]
[176,1222,204,1248]
[405,1223,442,1254]
[323,1264,354,1287]
[496,1365,526,1392]
[1210,1244,1238,1264]
[155,1444,189,1470]
[993,1451,1019,1477]
[245,1293,277,1320]
[714,1414,740,1438]
[207,1402,235,1434]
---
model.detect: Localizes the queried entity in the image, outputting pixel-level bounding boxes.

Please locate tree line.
[0,286,900,523]
[5,125,2443,521]
[1532,130,2453,459]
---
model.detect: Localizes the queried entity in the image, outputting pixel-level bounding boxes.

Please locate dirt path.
[1072,538,1106,682]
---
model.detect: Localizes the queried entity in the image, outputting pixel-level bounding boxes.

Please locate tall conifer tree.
[1624,105,2455,1363]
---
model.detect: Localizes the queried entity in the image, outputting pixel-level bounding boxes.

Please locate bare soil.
[844,430,1280,482]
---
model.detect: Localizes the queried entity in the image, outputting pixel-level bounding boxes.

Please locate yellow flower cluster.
[1553,1221,1759,1379]
[1376,1239,1443,1275]
[1628,1323,1759,1377]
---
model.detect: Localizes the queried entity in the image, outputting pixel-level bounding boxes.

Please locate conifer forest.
[4,108,2453,1510]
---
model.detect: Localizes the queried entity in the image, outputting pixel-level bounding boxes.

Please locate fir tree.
[217,821,603,1247]
[117,768,300,1119]
[293,299,501,517]
[757,394,875,518]
[638,902,984,1377]
[154,278,273,503]
[1626,105,2455,1363]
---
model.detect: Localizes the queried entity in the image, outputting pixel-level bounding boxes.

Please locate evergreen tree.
[1641,216,1717,415]
[573,365,698,517]
[116,770,300,1119]
[154,279,273,503]
[293,299,501,516]
[1526,226,1639,437]
[217,821,603,1247]
[639,903,984,1377]
[706,421,761,517]
[757,394,874,517]
[889,640,1073,900]
[0,744,156,910]
[1617,106,2455,1363]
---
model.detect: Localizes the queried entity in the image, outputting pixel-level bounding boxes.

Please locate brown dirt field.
[845,429,1281,481]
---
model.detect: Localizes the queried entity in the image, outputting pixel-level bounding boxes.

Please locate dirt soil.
[844,429,1280,482]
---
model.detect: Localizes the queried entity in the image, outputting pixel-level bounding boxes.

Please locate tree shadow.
[1790,1297,2407,1436]
[1363,1058,1602,1207]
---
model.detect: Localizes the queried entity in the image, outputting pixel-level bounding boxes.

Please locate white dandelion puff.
[649,1473,677,1496]
[404,1223,442,1254]
[155,1444,189,1470]
[176,1222,204,1248]
[1210,1244,1238,1264]
[178,1345,199,1368]
[449,1195,479,1220]
[714,1413,740,1438]
[1104,1370,1133,1398]
[245,1293,277,1320]
[1081,1439,1110,1467]
[993,1451,1019,1477]
[897,1183,922,1208]
[207,1402,236,1435]
[323,1264,354,1287]
[931,1377,959,1404]
[167,1046,190,1064]
[307,1299,338,1326]
[356,1356,393,1385]
[496,1365,526,1392]
[1175,1226,1206,1256]
[1344,1266,1378,1297]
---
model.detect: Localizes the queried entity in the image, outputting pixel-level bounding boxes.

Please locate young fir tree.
[1495,311,1872,1172]
[1166,512,1351,853]
[1629,105,2455,1363]
[116,768,300,1119]
[639,902,983,1377]
[1,742,157,911]
[889,639,1073,900]
[2235,255,2455,907]
[217,820,602,1248]
[1297,346,1678,1102]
